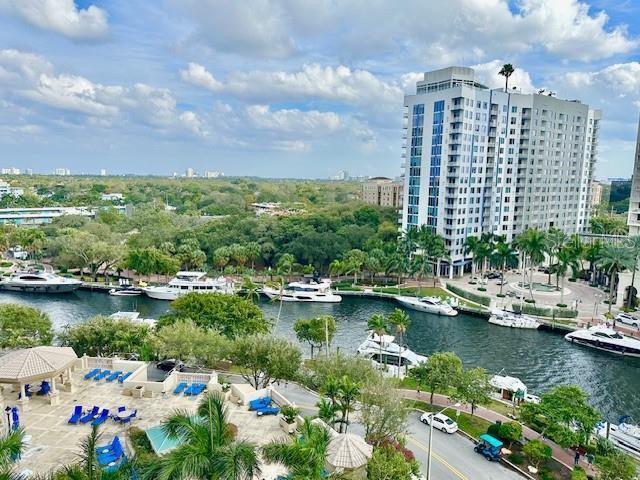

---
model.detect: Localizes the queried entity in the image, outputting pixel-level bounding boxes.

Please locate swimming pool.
[145,426,182,455]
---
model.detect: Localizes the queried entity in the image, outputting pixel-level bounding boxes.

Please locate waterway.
[1,290,638,421]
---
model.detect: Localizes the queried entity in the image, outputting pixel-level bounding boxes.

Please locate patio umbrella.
[11,406,19,430]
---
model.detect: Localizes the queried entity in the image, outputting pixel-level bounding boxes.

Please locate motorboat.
[396,296,458,316]
[0,270,82,293]
[490,374,530,404]
[564,325,640,357]
[142,271,234,301]
[109,286,144,296]
[109,311,156,327]
[488,309,540,329]
[356,331,427,378]
[261,276,341,303]
[596,417,640,460]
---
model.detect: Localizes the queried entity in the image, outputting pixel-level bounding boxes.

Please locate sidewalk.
[399,389,597,476]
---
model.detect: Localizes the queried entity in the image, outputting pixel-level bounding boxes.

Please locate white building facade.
[401,67,601,277]
[627,118,640,236]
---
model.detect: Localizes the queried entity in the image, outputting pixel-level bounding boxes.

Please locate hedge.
[513,304,578,318]
[446,283,491,306]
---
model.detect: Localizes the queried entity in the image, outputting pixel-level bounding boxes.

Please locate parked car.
[496,278,508,286]
[538,266,550,274]
[420,412,458,433]
[615,313,640,328]
[485,272,501,279]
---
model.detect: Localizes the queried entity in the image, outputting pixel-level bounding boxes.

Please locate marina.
[1,289,639,422]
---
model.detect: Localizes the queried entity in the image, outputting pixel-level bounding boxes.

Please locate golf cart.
[474,434,503,461]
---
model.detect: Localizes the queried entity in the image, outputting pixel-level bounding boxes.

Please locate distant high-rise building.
[362,177,403,208]
[1,167,20,175]
[627,118,640,235]
[591,181,603,207]
[100,168,107,176]
[55,168,71,176]
[25,168,33,175]
[203,170,223,178]
[330,170,349,181]
[401,66,600,277]
[185,167,195,178]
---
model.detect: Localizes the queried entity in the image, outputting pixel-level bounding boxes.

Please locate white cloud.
[180,63,223,92]
[0,0,108,40]
[245,105,340,133]
[472,60,536,93]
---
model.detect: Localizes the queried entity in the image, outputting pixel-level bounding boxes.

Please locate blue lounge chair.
[67,405,83,424]
[186,383,206,396]
[256,405,280,416]
[97,436,123,465]
[106,371,122,382]
[119,410,137,425]
[173,382,188,395]
[94,370,111,381]
[118,372,133,383]
[37,381,51,396]
[103,455,127,473]
[84,368,100,380]
[96,435,122,456]
[92,409,110,426]
[248,397,271,411]
[79,406,100,424]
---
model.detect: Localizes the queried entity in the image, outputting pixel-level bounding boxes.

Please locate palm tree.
[144,392,259,480]
[546,228,568,284]
[492,241,518,295]
[385,250,407,291]
[554,247,580,306]
[464,236,481,276]
[276,253,295,281]
[411,253,432,290]
[344,249,366,285]
[584,240,603,285]
[364,249,384,283]
[499,63,515,92]
[388,308,410,375]
[430,236,448,286]
[315,397,339,428]
[240,276,260,303]
[625,236,640,309]
[597,244,635,316]
[328,259,343,280]
[519,228,547,300]
[244,242,262,271]
[262,418,346,480]
[367,314,388,370]
[336,376,360,434]
[0,428,24,478]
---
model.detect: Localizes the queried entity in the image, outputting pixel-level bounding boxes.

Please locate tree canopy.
[0,304,53,348]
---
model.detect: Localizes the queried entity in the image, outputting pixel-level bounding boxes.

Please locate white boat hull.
[488,317,540,330]
[262,287,342,303]
[396,296,458,316]
[564,336,640,357]
[0,282,81,293]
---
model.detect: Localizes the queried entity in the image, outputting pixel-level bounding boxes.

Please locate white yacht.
[0,271,82,293]
[596,417,640,460]
[356,331,427,377]
[488,309,541,329]
[396,296,458,316]
[565,325,640,357]
[142,271,234,301]
[261,277,341,303]
[109,286,143,296]
[109,311,156,327]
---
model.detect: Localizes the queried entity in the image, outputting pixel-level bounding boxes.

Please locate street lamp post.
[426,403,461,480]
[4,406,11,434]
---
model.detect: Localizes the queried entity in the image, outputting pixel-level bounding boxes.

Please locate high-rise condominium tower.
[627,118,640,236]
[401,67,600,277]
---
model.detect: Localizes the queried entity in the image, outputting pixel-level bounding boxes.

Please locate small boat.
[596,417,640,460]
[0,270,82,293]
[109,311,156,327]
[396,296,458,316]
[488,309,540,329]
[564,325,640,357]
[490,374,531,404]
[109,287,143,296]
[356,331,427,378]
[261,276,341,303]
[143,271,234,301]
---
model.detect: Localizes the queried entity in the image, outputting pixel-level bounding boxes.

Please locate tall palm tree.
[546,228,568,284]
[388,309,410,375]
[519,229,547,300]
[367,314,388,369]
[499,63,515,92]
[240,276,260,303]
[492,241,518,295]
[554,247,580,305]
[262,418,346,480]
[584,240,603,285]
[328,259,343,280]
[625,236,640,309]
[336,376,360,434]
[315,397,339,428]
[464,236,481,276]
[276,253,295,281]
[144,392,259,480]
[430,236,448,285]
[597,244,635,316]
[411,253,432,290]
[344,249,366,285]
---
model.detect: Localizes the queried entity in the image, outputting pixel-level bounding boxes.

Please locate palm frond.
[213,441,260,480]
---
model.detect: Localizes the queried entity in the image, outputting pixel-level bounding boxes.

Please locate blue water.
[1,290,638,422]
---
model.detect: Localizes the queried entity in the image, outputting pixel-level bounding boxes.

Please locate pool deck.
[10,369,289,476]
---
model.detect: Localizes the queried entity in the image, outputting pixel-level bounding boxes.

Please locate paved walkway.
[400,389,597,476]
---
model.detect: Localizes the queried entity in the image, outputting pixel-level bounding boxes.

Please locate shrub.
[524,298,536,304]
[556,303,567,308]
[477,287,487,292]
[568,278,577,282]
[496,293,506,298]
[508,453,525,465]
[446,283,491,306]
[523,439,552,468]
[487,423,501,438]
[0,261,12,267]
[280,405,300,423]
[571,467,588,480]
[498,421,523,447]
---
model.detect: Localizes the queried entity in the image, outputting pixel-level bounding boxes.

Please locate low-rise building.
[0,179,24,198]
[0,207,95,225]
[101,193,124,202]
[362,177,403,208]
[251,202,304,217]
[203,170,223,178]
[55,168,71,176]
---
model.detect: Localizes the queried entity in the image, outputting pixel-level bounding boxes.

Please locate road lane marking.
[408,435,469,480]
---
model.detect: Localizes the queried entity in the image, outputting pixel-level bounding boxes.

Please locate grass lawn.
[408,400,492,439]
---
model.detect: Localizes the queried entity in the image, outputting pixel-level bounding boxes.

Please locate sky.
[0,0,639,179]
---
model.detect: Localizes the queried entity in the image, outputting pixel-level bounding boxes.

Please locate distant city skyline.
[1,1,640,179]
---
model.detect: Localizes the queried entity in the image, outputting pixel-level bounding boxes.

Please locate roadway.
[250,379,522,480]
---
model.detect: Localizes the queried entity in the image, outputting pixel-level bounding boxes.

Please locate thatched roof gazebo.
[325,433,373,479]
[0,346,78,408]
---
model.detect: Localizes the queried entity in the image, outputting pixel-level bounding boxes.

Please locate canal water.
[1,290,638,422]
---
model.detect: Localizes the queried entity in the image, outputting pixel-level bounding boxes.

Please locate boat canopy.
[479,434,503,448]
[490,375,527,394]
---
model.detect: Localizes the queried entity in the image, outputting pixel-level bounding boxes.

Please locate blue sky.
[0,0,639,179]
